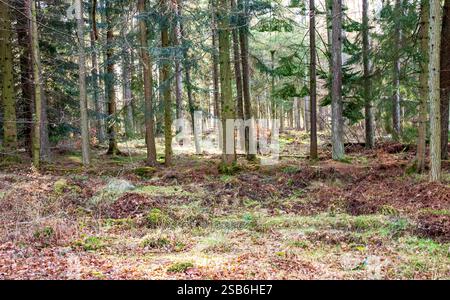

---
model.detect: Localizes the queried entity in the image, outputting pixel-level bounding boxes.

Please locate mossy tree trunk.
[0,0,18,155]
[217,0,236,166]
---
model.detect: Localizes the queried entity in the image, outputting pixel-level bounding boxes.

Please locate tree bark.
[76,0,90,166]
[105,1,119,155]
[238,0,255,160]
[309,0,318,160]
[121,16,134,139]
[440,0,450,159]
[0,0,18,154]
[15,0,34,155]
[392,0,402,140]
[217,0,236,166]
[429,0,442,182]
[331,0,344,160]
[161,0,173,166]
[417,0,430,173]
[362,0,374,149]
[211,0,221,119]
[138,0,157,165]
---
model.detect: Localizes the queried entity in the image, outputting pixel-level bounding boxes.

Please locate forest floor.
[0,131,449,279]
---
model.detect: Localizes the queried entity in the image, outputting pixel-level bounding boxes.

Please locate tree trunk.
[105,1,119,155]
[217,0,236,166]
[362,0,374,149]
[0,0,18,154]
[30,0,47,167]
[309,0,318,160]
[138,0,157,165]
[76,0,90,166]
[440,0,450,159]
[161,0,173,166]
[15,0,34,155]
[122,18,134,139]
[238,0,255,160]
[172,0,183,121]
[211,0,221,119]
[417,0,430,173]
[331,0,344,160]
[392,0,402,140]
[90,2,106,144]
[429,0,442,182]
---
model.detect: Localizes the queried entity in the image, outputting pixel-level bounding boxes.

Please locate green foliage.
[167,262,194,273]
[146,208,172,228]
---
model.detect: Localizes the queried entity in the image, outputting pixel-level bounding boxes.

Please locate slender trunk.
[90,20,106,143]
[217,0,236,165]
[105,1,119,155]
[417,0,430,172]
[232,0,244,152]
[138,0,157,165]
[309,0,318,159]
[211,1,221,119]
[0,0,18,154]
[238,0,254,160]
[122,20,134,139]
[76,0,90,166]
[392,0,402,140]
[429,0,442,182]
[362,0,374,149]
[15,0,34,155]
[172,0,183,121]
[440,0,450,159]
[90,1,105,144]
[231,0,244,124]
[331,0,344,160]
[30,0,45,167]
[161,0,173,166]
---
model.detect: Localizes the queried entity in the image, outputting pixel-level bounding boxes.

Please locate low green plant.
[167,262,194,273]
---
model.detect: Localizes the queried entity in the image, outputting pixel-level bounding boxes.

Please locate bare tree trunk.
[331,0,344,160]
[392,0,402,140]
[417,0,430,172]
[217,0,236,166]
[0,0,18,154]
[440,0,450,159]
[429,0,442,182]
[138,0,157,165]
[309,0,318,160]
[29,0,46,167]
[90,2,106,144]
[105,1,119,155]
[211,1,221,119]
[172,0,183,121]
[362,0,374,149]
[15,0,34,155]
[161,0,173,166]
[238,0,255,160]
[76,0,90,166]
[121,16,134,139]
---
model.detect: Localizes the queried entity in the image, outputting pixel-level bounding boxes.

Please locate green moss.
[146,208,172,228]
[134,166,157,179]
[141,236,171,249]
[167,262,194,273]
[54,179,68,194]
[74,236,105,251]
[218,162,241,175]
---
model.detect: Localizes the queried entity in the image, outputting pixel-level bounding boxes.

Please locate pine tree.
[0,0,18,155]
[429,0,443,182]
[76,0,90,166]
[331,0,344,160]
